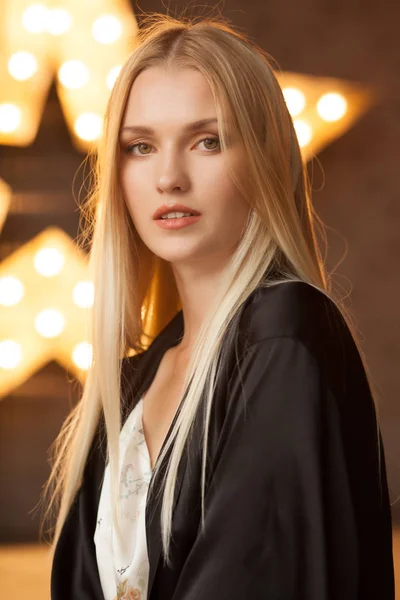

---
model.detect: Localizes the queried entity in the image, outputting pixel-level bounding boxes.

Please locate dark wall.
[0,363,82,542]
[0,0,399,541]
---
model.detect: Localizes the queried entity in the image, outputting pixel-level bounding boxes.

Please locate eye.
[197,136,220,151]
[124,142,152,156]
[123,136,220,156]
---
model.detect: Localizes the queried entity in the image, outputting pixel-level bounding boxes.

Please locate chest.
[141,348,188,471]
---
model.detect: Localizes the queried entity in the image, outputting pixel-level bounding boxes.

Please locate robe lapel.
[139,311,186,598]
[91,309,186,599]
[145,414,189,599]
[125,310,187,599]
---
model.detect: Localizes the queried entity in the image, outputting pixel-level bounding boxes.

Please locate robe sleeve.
[170,335,390,600]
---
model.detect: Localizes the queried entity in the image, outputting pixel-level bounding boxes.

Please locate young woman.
[43,13,395,600]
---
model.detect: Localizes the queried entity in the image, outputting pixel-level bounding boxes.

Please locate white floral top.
[94,397,153,600]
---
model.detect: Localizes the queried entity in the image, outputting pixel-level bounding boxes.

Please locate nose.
[157,176,183,193]
[156,153,190,194]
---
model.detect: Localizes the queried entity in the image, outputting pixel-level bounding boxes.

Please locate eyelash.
[124,136,220,156]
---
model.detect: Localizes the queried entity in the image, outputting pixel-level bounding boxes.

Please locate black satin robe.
[50,281,395,599]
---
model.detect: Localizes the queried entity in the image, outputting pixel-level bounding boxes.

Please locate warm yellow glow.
[73,281,94,308]
[317,92,348,122]
[0,341,22,369]
[0,227,96,396]
[0,2,137,150]
[22,4,48,34]
[8,52,38,81]
[47,8,72,35]
[34,247,64,277]
[58,60,89,89]
[74,112,102,141]
[72,341,93,370]
[0,276,24,307]
[293,119,313,147]
[106,65,122,90]
[0,104,21,133]
[276,72,377,159]
[35,308,65,338]
[92,14,122,44]
[282,87,306,117]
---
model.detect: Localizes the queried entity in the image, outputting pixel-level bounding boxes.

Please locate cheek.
[208,152,247,207]
[215,177,250,236]
[211,172,248,217]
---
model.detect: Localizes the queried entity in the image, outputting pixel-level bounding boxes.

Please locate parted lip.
[153,203,201,219]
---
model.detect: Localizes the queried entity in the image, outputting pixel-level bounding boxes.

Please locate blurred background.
[0,0,399,597]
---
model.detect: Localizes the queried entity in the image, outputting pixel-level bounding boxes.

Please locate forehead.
[122,66,217,130]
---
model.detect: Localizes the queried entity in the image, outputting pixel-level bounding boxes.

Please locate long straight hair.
[39,12,383,567]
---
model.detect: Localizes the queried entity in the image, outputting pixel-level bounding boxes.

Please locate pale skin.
[119,66,250,468]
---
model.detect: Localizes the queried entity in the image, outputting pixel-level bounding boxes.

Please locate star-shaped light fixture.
[0,0,137,151]
[0,227,95,397]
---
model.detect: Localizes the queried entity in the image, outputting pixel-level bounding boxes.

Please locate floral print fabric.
[94,397,153,600]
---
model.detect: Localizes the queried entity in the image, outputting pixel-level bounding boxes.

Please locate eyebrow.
[120,118,219,136]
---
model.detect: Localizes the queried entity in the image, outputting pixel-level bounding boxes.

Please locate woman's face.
[119,66,250,266]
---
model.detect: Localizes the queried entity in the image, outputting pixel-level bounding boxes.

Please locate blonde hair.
[39,11,383,567]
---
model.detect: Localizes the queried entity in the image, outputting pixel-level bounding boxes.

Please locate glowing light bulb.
[74,113,102,141]
[282,87,306,117]
[35,309,65,338]
[106,65,122,90]
[47,8,72,35]
[58,60,89,89]
[73,281,94,308]
[0,340,22,369]
[72,342,93,370]
[0,104,21,133]
[0,276,24,306]
[317,92,348,122]
[34,247,64,277]
[92,15,122,44]
[8,52,38,81]
[293,119,313,147]
[22,4,48,34]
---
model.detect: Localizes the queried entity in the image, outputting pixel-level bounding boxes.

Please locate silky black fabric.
[50,281,395,599]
